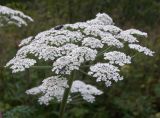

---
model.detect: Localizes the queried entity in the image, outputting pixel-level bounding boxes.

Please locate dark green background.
[0,0,160,118]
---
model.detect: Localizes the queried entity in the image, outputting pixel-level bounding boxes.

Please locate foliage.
[3,105,35,118]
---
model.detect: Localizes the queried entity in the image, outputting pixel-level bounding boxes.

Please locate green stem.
[96,47,111,57]
[59,71,76,118]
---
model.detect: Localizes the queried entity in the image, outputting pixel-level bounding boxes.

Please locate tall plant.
[6,13,154,118]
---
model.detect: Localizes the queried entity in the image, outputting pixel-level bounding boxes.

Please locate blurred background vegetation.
[0,0,160,118]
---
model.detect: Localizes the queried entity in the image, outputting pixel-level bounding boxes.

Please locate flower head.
[0,5,33,27]
[6,13,154,105]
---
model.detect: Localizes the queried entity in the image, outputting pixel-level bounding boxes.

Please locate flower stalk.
[59,71,76,118]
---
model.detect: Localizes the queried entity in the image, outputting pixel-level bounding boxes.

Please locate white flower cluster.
[69,47,97,63]
[129,44,154,56]
[52,47,97,74]
[115,29,147,43]
[34,29,83,46]
[26,76,102,105]
[123,29,147,37]
[104,51,131,66]
[5,57,36,73]
[101,33,124,48]
[71,80,103,103]
[88,63,123,87]
[6,13,154,105]
[26,76,68,105]
[116,31,139,43]
[87,13,114,25]
[52,56,80,75]
[19,36,33,47]
[26,76,103,105]
[0,5,33,27]
[82,37,103,49]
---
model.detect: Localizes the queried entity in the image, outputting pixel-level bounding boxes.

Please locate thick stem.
[59,71,76,118]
